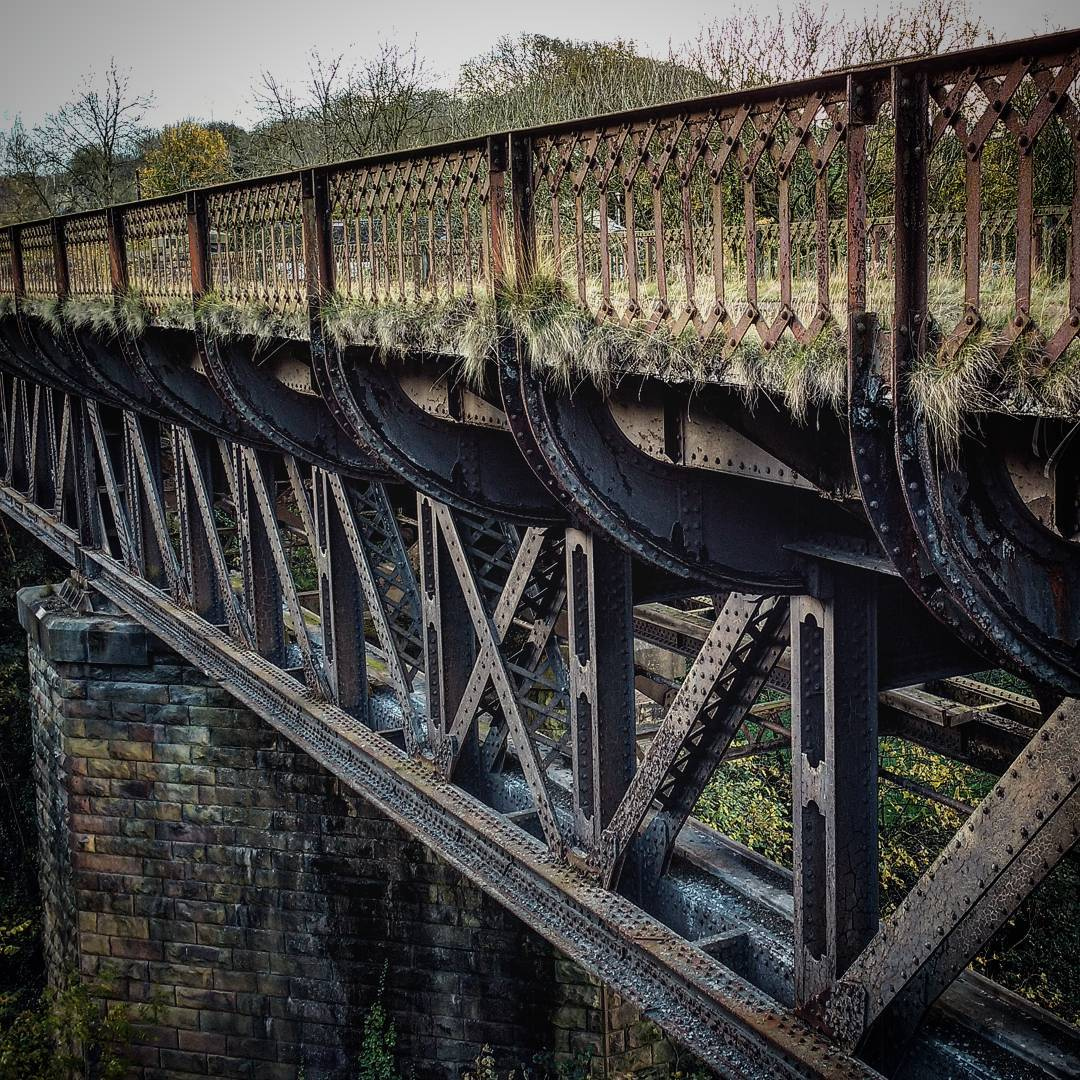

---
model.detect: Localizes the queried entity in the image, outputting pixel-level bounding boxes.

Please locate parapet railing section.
[205,177,306,315]
[1,29,1078,368]
[523,74,854,345]
[325,138,497,306]
[121,198,192,316]
[62,212,111,298]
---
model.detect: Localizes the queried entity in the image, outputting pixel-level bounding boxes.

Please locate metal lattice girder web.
[323,472,425,750]
[825,696,1080,1066]
[420,497,568,853]
[0,499,878,1080]
[591,593,790,888]
[417,494,569,777]
[345,479,424,682]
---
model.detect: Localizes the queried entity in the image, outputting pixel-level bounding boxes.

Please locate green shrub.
[357,965,399,1080]
[0,975,158,1080]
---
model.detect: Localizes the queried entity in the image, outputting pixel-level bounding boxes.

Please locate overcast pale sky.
[0,0,1076,129]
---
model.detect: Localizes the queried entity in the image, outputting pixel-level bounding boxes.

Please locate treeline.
[0,0,998,223]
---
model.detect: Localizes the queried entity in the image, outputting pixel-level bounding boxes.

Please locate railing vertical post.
[51,218,69,302]
[846,74,878,318]
[106,207,129,296]
[302,167,334,373]
[186,189,210,303]
[302,168,334,311]
[9,227,25,304]
[508,132,535,286]
[486,135,508,285]
[892,65,930,386]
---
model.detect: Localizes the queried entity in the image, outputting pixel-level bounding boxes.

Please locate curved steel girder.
[0,315,99,401]
[198,335,388,479]
[848,362,1005,668]
[317,342,562,525]
[0,316,47,382]
[890,373,1080,696]
[501,359,867,594]
[121,328,268,446]
[66,326,179,424]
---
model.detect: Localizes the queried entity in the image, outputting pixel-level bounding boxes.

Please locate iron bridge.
[2,27,1080,1079]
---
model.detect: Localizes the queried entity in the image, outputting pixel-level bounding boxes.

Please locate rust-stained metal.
[0,28,1079,1078]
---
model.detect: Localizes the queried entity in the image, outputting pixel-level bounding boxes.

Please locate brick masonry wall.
[20,585,674,1080]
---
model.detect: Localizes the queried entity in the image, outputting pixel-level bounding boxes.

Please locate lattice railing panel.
[924,45,1080,364]
[20,223,57,299]
[206,179,305,315]
[0,232,13,298]
[327,141,492,306]
[122,199,191,313]
[64,213,111,298]
[529,81,852,352]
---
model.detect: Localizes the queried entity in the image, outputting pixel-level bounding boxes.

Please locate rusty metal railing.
[0,28,1077,380]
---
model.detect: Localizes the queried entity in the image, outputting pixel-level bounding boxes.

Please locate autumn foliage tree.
[140,121,231,197]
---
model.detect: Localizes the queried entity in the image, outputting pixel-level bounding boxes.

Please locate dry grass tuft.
[1021,343,1080,416]
[63,297,120,336]
[908,332,1000,455]
[321,293,379,349]
[322,290,499,387]
[118,290,150,336]
[21,296,65,335]
[0,295,14,320]
[195,292,308,346]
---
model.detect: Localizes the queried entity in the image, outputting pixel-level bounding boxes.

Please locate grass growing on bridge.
[4,266,1077,439]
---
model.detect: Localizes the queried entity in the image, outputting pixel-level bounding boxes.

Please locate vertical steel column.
[314,470,367,717]
[419,493,477,773]
[791,565,879,1013]
[124,413,166,586]
[565,527,635,852]
[70,397,100,577]
[175,430,225,624]
[892,66,930,385]
[235,447,286,664]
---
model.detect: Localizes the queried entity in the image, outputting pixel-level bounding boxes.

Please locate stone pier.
[20,584,675,1079]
